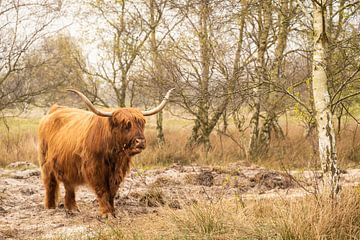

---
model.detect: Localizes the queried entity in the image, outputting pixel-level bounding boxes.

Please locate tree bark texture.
[258,0,291,156]
[248,0,272,160]
[312,2,340,198]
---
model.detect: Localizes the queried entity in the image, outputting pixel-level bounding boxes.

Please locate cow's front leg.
[86,176,115,218]
[109,177,122,209]
[83,160,114,218]
[94,187,116,219]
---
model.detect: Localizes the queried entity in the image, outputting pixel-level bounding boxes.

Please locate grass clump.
[269,189,360,240]
[0,117,38,166]
[80,189,359,240]
[172,203,228,238]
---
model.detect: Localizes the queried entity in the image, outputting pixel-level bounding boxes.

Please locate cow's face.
[111,109,146,156]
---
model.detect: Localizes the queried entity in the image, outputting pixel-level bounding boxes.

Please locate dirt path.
[0,162,359,240]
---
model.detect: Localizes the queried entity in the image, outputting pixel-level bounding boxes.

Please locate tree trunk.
[119,73,127,107]
[156,110,165,145]
[248,100,260,159]
[186,118,202,149]
[312,2,340,199]
[187,0,212,151]
[258,0,290,156]
[222,110,228,133]
[248,0,272,160]
[198,0,210,149]
[186,121,211,152]
[150,0,165,145]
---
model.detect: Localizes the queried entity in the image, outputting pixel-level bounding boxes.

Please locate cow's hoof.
[96,212,116,222]
[64,204,80,213]
[74,206,81,213]
[65,209,78,217]
[96,213,108,222]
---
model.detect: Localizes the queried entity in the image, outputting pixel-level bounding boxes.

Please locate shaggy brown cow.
[38,89,173,218]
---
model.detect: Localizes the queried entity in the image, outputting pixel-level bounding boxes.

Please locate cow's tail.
[37,139,47,167]
[37,138,60,208]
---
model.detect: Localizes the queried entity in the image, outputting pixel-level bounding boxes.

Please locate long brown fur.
[38,105,146,217]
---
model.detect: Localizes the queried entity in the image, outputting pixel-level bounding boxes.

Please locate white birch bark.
[312,2,340,198]
[248,0,271,160]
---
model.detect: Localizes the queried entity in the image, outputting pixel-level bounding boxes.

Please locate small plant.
[171,203,228,239]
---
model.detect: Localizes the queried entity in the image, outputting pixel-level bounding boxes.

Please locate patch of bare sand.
[0,162,359,239]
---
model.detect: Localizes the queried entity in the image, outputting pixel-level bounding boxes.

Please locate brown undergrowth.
[1,117,360,169]
[62,188,359,240]
[0,118,38,166]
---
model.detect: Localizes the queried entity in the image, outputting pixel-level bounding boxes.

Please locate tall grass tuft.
[167,189,360,239]
[0,118,38,166]
[269,189,360,240]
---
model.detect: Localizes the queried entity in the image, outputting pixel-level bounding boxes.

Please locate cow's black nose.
[135,138,146,148]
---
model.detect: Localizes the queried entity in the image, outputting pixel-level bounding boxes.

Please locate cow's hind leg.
[38,141,59,209]
[43,171,59,209]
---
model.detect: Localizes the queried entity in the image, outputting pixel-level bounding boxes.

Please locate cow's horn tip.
[165,88,175,98]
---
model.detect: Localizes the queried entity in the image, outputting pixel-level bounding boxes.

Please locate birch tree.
[248,0,272,160]
[257,0,294,152]
[80,0,162,107]
[311,0,340,198]
[327,0,360,135]
[186,0,213,151]
[157,0,241,151]
[149,0,167,145]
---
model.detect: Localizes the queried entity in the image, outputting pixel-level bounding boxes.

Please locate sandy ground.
[0,161,359,240]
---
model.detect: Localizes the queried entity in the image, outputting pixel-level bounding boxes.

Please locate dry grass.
[1,116,360,170]
[267,192,360,240]
[61,188,359,240]
[135,124,360,170]
[0,118,38,166]
[1,116,359,240]
[169,190,360,239]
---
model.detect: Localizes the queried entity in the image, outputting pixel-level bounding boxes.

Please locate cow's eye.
[125,122,132,130]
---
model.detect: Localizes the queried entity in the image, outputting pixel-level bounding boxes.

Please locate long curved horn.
[67,89,113,117]
[141,88,175,116]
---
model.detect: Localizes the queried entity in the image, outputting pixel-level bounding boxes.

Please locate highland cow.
[38,89,173,218]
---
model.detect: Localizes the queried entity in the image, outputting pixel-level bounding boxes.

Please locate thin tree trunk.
[312,2,340,198]
[117,2,127,107]
[198,0,211,150]
[119,73,127,107]
[232,0,248,134]
[156,110,165,145]
[150,0,165,145]
[258,0,290,155]
[222,110,228,133]
[248,101,261,159]
[248,0,272,160]
[187,0,211,150]
[187,118,201,149]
